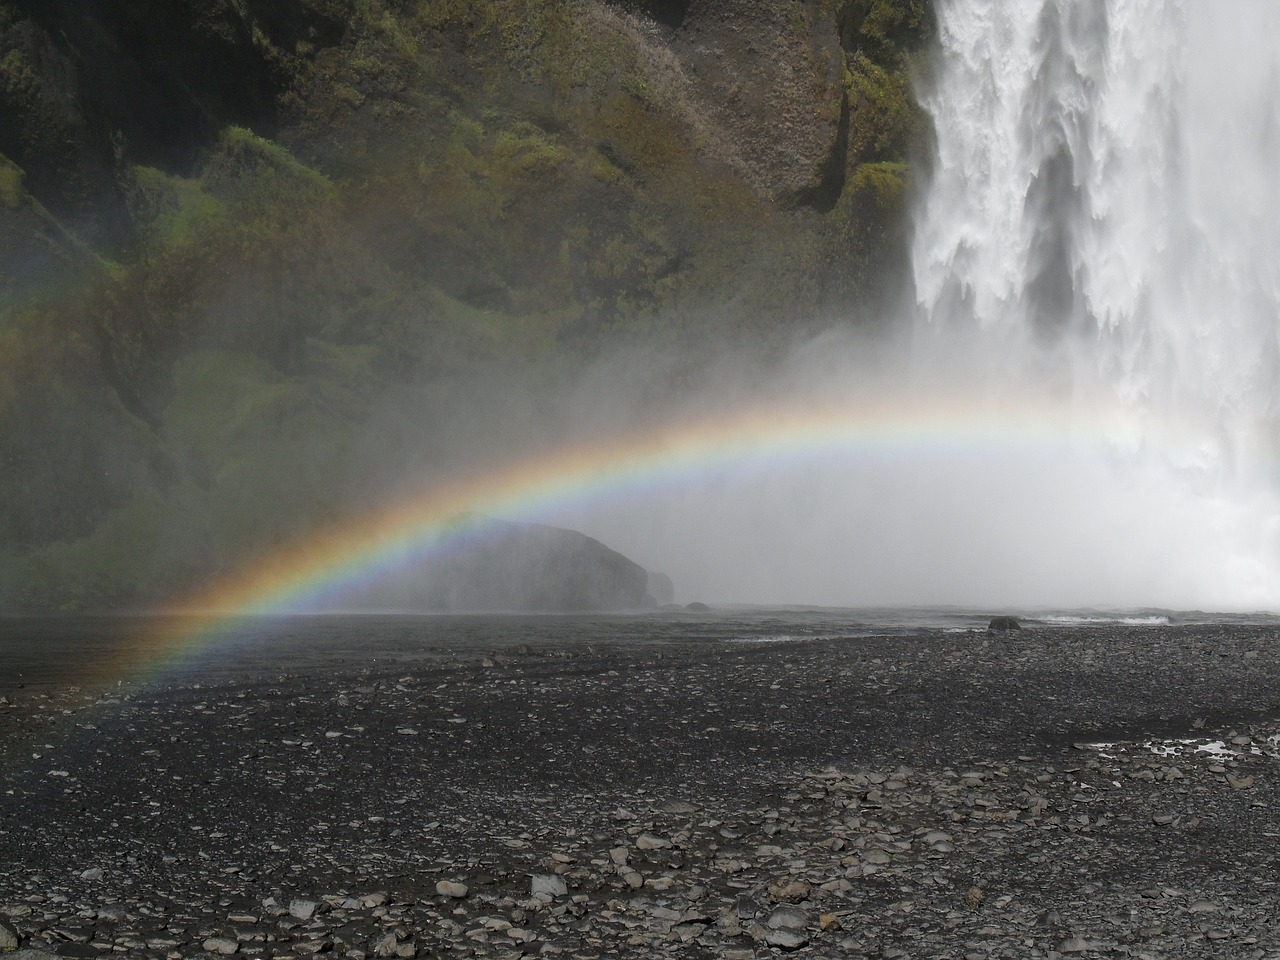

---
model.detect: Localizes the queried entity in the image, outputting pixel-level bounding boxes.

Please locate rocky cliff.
[0,0,933,610]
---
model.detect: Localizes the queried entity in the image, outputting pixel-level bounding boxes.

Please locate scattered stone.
[764,928,809,950]
[765,904,808,931]
[768,879,811,902]
[4,623,1280,960]
[530,874,567,897]
[0,917,19,950]
[288,899,317,921]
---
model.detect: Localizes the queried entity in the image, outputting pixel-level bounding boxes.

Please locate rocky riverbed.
[2,623,1279,959]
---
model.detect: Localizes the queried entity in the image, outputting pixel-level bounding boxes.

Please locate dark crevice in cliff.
[11,2,282,173]
[796,90,850,214]
[616,0,693,31]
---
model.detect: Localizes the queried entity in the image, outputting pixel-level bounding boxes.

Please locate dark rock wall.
[0,0,935,610]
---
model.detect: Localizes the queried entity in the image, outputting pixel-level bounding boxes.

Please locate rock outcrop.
[356,516,661,612]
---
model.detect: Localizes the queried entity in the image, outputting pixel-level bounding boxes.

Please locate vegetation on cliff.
[0,0,933,609]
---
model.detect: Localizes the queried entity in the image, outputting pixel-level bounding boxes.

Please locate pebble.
[530,874,568,897]
[764,928,809,950]
[288,899,317,921]
[765,905,809,931]
[2,627,1280,959]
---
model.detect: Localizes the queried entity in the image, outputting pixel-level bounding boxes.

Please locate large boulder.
[987,616,1021,632]
[358,516,662,612]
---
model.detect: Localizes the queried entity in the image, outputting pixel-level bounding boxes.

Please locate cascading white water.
[915,0,1280,487]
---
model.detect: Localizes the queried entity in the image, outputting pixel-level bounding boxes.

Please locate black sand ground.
[1,624,1279,958]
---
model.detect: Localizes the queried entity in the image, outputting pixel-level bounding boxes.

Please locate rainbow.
[116,391,1160,680]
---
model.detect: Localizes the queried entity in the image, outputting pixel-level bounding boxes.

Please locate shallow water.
[2,606,1277,693]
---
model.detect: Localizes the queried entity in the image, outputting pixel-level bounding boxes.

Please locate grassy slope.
[0,0,932,609]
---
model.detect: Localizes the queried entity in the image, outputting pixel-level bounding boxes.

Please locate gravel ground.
[1,624,1279,959]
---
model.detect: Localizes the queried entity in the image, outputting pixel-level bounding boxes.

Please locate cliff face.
[0,0,933,610]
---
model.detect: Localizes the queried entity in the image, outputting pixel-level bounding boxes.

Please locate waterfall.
[915,0,1280,484]
[904,0,1280,605]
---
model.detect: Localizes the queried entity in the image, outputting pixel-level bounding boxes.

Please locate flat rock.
[288,899,317,921]
[530,874,567,897]
[0,918,18,951]
[765,904,809,931]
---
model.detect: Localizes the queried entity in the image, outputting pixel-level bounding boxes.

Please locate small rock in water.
[987,616,1021,631]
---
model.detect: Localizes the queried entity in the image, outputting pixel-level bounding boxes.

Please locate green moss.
[845,53,923,163]
[131,166,227,249]
[840,0,934,67]
[493,127,570,177]
[0,48,37,97]
[11,491,212,608]
[160,348,371,563]
[0,154,23,209]
[165,350,307,468]
[202,126,336,210]
[588,149,626,185]
[849,160,907,207]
